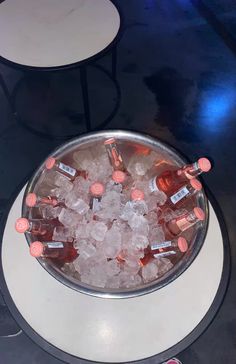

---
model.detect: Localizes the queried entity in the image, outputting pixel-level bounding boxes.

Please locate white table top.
[0,0,120,68]
[1,187,224,363]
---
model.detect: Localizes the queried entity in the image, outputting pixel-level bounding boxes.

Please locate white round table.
[0,0,120,68]
[0,0,121,136]
[0,186,230,364]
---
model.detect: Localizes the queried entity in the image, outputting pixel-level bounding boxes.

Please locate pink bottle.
[149,157,211,196]
[164,207,205,239]
[130,188,145,201]
[89,182,105,212]
[45,157,87,181]
[140,237,188,265]
[104,138,126,171]
[25,192,59,208]
[165,178,202,208]
[15,217,56,238]
[112,170,133,190]
[30,241,78,263]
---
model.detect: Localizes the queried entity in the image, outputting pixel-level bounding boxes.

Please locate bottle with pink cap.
[140,237,188,265]
[45,157,87,181]
[130,188,145,201]
[164,178,202,208]
[25,192,60,208]
[104,138,126,171]
[164,207,205,239]
[29,241,78,263]
[111,170,133,191]
[149,157,211,196]
[89,182,105,212]
[15,217,56,238]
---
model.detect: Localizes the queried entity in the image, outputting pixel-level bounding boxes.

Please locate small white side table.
[0,0,121,137]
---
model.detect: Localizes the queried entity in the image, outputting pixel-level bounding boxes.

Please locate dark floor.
[0,0,236,363]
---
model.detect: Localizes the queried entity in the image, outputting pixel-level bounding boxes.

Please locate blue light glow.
[199,86,235,128]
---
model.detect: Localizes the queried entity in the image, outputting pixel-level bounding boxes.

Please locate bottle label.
[149,177,159,192]
[170,186,189,204]
[151,241,172,250]
[92,197,101,212]
[59,162,76,177]
[153,250,176,258]
[47,242,64,248]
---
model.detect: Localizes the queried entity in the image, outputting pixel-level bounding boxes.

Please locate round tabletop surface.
[0,0,120,68]
[0,187,230,363]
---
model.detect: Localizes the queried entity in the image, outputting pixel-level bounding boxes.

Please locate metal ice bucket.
[22,130,208,298]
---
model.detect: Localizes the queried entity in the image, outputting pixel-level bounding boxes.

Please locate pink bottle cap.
[45,157,56,170]
[177,237,188,253]
[131,189,145,201]
[112,170,126,183]
[90,182,105,196]
[194,207,205,221]
[25,193,37,207]
[104,138,115,145]
[30,241,44,257]
[15,218,29,233]
[190,178,202,191]
[198,157,211,172]
[166,359,182,364]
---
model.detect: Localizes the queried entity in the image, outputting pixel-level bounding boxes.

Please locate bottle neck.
[178,162,201,179]
[175,211,198,231]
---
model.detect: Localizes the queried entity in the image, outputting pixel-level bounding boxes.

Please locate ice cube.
[75,223,89,239]
[128,214,149,235]
[65,191,89,215]
[72,176,90,199]
[131,233,149,249]
[54,172,73,191]
[98,191,121,220]
[127,152,157,176]
[89,265,107,287]
[59,208,81,227]
[141,262,158,282]
[119,271,142,288]
[77,241,96,259]
[105,260,120,277]
[40,205,62,219]
[90,222,108,241]
[154,257,173,276]
[52,226,73,242]
[73,149,93,170]
[155,191,167,206]
[106,275,120,288]
[120,201,135,221]
[146,211,158,226]
[149,225,165,245]
[123,255,141,275]
[132,200,148,216]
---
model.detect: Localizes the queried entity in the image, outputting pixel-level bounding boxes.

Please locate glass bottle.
[140,237,188,265]
[89,182,105,212]
[164,178,202,208]
[130,188,145,201]
[25,192,59,208]
[149,158,211,195]
[29,241,78,262]
[15,217,56,236]
[45,157,87,181]
[164,207,205,239]
[104,138,126,171]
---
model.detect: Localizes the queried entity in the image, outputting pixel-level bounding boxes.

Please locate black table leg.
[112,46,117,80]
[80,66,91,131]
[0,73,17,117]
